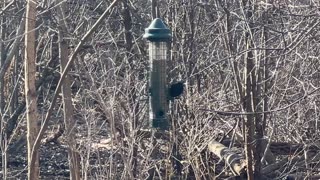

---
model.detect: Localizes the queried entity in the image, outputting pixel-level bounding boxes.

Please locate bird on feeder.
[168,81,184,100]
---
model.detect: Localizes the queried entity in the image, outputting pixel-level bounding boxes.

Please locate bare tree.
[0,5,7,179]
[0,0,320,179]
[56,1,81,179]
[25,0,39,179]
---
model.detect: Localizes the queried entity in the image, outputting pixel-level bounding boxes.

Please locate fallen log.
[208,140,246,176]
[221,138,320,155]
[268,142,320,155]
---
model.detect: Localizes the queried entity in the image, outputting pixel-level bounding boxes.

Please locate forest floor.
[1,120,113,180]
[3,141,70,180]
[2,139,115,180]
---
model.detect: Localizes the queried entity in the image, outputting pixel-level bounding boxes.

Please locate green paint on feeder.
[152,117,169,130]
[144,18,171,130]
[143,18,171,42]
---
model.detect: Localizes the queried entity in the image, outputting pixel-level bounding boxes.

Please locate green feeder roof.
[144,18,171,42]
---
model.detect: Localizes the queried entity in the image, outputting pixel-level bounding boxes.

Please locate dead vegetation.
[0,0,320,179]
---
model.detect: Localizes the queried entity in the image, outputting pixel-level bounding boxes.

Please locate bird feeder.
[144,18,171,130]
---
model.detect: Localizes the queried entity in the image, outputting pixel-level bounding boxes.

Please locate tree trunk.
[242,1,256,179]
[57,1,81,179]
[240,0,267,178]
[122,1,138,178]
[25,0,39,179]
[0,11,7,180]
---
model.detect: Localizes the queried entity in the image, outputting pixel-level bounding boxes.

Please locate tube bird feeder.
[143,18,171,130]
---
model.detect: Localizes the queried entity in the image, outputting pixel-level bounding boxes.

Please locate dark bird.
[169,81,184,99]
